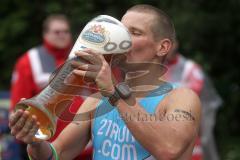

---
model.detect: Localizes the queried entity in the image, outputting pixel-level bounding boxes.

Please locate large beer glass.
[15,15,132,141]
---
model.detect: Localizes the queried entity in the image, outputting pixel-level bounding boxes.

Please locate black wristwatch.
[108,82,131,106]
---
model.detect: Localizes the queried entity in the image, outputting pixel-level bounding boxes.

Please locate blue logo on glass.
[81,25,106,44]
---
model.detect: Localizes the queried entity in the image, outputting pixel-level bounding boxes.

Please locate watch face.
[116,82,131,99]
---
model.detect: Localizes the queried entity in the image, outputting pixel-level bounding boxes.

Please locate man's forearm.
[27,141,53,160]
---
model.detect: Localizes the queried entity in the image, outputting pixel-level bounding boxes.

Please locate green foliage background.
[0,0,239,159]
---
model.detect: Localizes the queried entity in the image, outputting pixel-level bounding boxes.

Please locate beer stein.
[15,15,132,141]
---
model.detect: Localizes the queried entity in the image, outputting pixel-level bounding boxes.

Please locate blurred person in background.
[9,14,92,160]
[164,40,222,160]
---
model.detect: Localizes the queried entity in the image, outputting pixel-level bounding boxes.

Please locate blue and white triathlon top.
[92,83,174,160]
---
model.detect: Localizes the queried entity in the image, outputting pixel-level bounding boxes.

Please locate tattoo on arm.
[174,109,195,121]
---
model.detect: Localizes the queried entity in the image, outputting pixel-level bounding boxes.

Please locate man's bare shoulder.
[159,87,201,123]
[169,87,201,106]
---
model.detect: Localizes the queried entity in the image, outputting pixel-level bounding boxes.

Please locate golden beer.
[16,57,89,141]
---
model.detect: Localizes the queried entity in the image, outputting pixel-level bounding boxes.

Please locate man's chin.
[126,54,134,62]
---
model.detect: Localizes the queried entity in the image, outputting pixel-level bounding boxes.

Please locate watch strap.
[108,89,120,106]
[108,82,131,106]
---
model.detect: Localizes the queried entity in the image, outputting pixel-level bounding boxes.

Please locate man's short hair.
[127,4,176,42]
[42,14,70,33]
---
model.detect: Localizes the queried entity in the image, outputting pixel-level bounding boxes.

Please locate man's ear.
[156,39,172,57]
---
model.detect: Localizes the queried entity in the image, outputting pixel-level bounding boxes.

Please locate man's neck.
[125,62,168,98]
